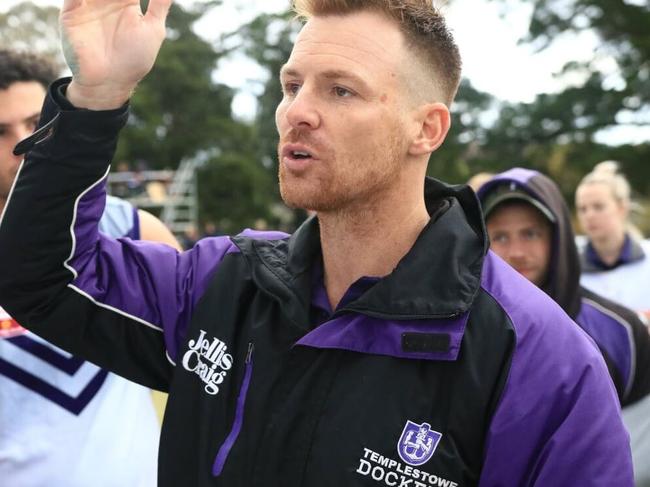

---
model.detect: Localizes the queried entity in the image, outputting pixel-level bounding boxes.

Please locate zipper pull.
[245,342,254,364]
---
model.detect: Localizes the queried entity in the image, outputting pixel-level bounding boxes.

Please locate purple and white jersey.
[0,197,158,487]
[580,238,650,317]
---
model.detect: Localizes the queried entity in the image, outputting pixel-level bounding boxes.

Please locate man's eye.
[27,120,39,132]
[283,83,300,96]
[333,86,352,98]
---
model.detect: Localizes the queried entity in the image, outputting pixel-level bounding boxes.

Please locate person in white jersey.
[0,48,180,487]
[576,160,650,487]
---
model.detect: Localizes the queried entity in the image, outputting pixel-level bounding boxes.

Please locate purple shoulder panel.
[70,176,107,253]
[478,251,633,486]
[578,299,633,394]
[66,184,239,362]
[296,313,468,361]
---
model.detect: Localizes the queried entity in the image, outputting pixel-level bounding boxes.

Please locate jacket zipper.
[212,342,254,477]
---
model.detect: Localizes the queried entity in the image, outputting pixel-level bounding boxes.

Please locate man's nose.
[284,88,321,131]
[507,240,527,260]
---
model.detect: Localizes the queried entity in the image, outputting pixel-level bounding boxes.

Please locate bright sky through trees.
[2,0,646,144]
[0,0,596,102]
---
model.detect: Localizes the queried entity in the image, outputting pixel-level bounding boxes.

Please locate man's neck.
[318,192,430,310]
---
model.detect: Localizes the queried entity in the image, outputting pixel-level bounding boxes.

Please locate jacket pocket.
[212,342,254,477]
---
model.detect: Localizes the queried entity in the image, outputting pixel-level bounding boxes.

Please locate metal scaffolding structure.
[107,157,202,237]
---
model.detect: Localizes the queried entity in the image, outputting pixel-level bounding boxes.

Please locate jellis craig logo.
[182,330,233,395]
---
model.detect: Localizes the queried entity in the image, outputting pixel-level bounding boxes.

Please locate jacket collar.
[581,235,646,272]
[237,177,487,325]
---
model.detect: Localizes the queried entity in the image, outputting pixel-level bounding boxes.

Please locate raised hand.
[61,0,172,110]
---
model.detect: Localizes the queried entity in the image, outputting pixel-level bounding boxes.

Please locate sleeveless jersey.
[0,196,158,486]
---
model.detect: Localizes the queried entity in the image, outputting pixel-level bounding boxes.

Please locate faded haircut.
[0,49,59,90]
[292,0,462,105]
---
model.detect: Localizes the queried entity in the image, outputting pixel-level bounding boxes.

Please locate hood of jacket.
[477,167,582,318]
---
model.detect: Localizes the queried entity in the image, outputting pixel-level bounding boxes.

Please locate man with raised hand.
[0,48,181,486]
[0,1,633,485]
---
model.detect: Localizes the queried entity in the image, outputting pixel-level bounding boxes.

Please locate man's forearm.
[0,78,128,322]
[66,80,134,111]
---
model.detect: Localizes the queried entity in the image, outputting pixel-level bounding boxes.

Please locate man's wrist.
[66,80,133,110]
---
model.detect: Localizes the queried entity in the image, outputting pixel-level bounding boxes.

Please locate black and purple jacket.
[479,168,650,406]
[0,80,633,486]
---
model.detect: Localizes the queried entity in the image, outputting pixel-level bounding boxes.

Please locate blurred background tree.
[0,2,63,69]
[485,0,650,216]
[0,1,281,235]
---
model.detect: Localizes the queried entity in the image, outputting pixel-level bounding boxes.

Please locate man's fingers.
[62,0,84,11]
[146,0,173,21]
[62,0,142,14]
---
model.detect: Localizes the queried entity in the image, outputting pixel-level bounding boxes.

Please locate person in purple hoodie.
[0,0,634,485]
[479,167,650,484]
[479,167,650,406]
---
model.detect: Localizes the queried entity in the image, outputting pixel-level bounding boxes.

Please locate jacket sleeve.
[0,79,236,391]
[582,287,650,406]
[480,254,633,486]
[628,313,650,405]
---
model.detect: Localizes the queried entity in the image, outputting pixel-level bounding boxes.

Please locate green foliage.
[116,2,286,232]
[502,1,648,133]
[481,0,650,204]
[221,11,304,225]
[428,79,496,183]
[228,11,301,171]
[112,2,281,231]
[114,4,235,170]
[197,150,277,235]
[523,0,650,123]
[0,2,65,72]
[0,1,281,233]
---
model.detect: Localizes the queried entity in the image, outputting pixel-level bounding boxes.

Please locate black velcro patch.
[402,332,451,353]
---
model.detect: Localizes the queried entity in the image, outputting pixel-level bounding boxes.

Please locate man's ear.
[408,103,451,156]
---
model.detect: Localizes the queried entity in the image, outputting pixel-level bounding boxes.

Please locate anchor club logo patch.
[355,420,456,486]
[397,420,442,466]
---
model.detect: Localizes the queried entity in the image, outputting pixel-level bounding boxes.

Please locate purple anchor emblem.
[397,420,442,466]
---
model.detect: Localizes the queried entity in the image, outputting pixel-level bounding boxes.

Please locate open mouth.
[290,150,312,160]
[282,145,318,170]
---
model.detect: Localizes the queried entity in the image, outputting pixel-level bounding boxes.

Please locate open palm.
[61,0,172,108]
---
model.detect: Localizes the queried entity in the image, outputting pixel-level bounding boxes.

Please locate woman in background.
[576,160,650,487]
[576,161,650,318]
